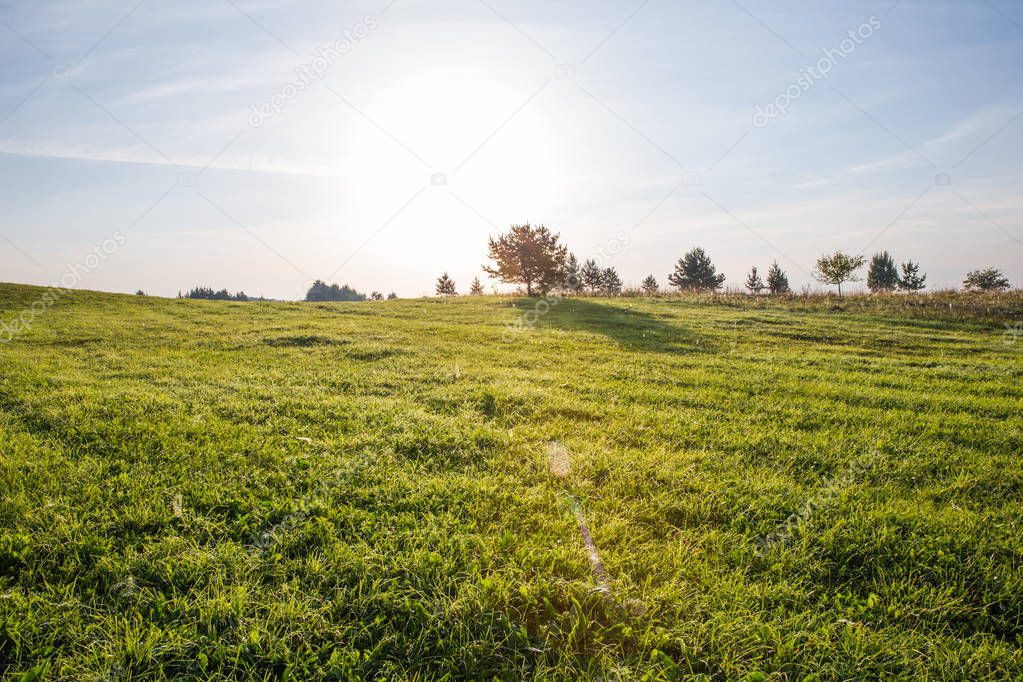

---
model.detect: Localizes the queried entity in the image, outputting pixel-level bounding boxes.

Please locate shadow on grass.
[522,297,715,353]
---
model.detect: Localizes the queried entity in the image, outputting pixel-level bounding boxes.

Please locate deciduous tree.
[813,251,864,296]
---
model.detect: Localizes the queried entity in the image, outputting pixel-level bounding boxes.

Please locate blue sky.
[1,0,1021,297]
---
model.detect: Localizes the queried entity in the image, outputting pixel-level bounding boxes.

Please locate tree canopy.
[482,223,568,296]
[867,252,899,292]
[667,247,726,291]
[897,261,926,291]
[766,262,790,295]
[963,268,1010,292]
[435,273,457,296]
[745,266,765,295]
[813,251,865,296]
[305,280,367,302]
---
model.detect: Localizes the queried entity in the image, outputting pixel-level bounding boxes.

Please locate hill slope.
[1,284,1022,679]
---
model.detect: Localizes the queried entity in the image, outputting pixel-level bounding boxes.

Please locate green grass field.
[1,283,1022,680]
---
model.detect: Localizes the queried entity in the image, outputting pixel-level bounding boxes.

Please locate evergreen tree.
[602,267,623,296]
[435,272,457,296]
[469,277,484,295]
[667,247,726,291]
[482,223,568,296]
[641,275,658,296]
[766,261,790,295]
[897,261,926,291]
[305,280,367,302]
[562,253,581,292]
[867,251,899,292]
[387,292,398,300]
[581,259,603,294]
[745,266,766,295]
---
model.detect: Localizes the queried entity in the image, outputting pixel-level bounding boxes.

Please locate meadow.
[0,283,1021,680]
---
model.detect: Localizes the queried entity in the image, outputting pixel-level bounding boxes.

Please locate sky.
[0,0,1021,298]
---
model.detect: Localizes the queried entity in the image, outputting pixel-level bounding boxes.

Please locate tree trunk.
[526,281,533,296]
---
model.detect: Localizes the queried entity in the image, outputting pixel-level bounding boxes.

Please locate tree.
[370,291,384,301]
[867,251,899,292]
[562,253,581,293]
[581,259,603,294]
[469,277,484,296]
[184,286,251,301]
[135,290,146,296]
[766,261,790,295]
[813,251,865,296]
[435,272,457,296]
[305,280,367,302]
[387,292,399,300]
[602,267,623,296]
[641,275,658,296]
[668,247,726,291]
[745,266,766,295]
[482,223,568,296]
[897,261,926,292]
[963,268,1011,292]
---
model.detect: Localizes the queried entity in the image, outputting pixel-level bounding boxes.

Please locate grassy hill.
[1,283,1021,680]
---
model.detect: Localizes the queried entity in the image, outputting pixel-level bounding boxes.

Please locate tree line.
[179,287,254,301]
[304,281,396,302]
[431,223,1013,297]
[177,223,1014,301]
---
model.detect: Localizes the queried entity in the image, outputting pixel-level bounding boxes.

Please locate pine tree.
[563,253,581,293]
[641,275,658,296]
[963,268,1010,292]
[897,261,926,291]
[867,251,899,292]
[745,266,765,295]
[766,261,790,295]
[482,223,568,296]
[435,272,457,296]
[581,259,603,294]
[469,277,484,295]
[602,267,623,296]
[667,247,726,291]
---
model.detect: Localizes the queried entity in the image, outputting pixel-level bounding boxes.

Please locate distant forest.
[305,280,396,302]
[178,287,265,301]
